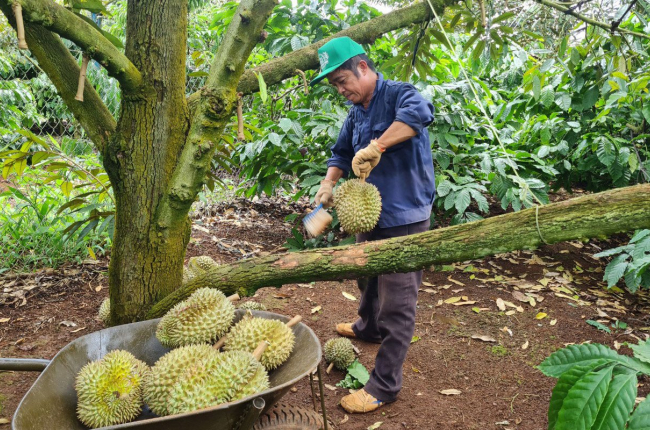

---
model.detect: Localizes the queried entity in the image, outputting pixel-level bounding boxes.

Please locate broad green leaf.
[555,366,613,430]
[630,339,650,364]
[74,14,123,49]
[628,396,650,429]
[491,11,514,24]
[548,360,613,430]
[586,320,612,333]
[255,72,268,104]
[541,86,554,108]
[642,105,650,124]
[591,371,637,430]
[455,188,471,214]
[69,0,106,13]
[538,344,631,377]
[555,93,571,111]
[604,254,628,288]
[61,181,73,197]
[533,75,541,100]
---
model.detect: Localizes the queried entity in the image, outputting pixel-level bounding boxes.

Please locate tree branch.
[0,3,116,150]
[534,0,650,39]
[159,0,277,224]
[147,183,650,318]
[2,0,143,92]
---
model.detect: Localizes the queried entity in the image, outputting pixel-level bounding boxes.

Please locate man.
[311,36,436,414]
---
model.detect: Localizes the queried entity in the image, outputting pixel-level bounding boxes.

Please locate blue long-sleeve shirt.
[327,73,436,228]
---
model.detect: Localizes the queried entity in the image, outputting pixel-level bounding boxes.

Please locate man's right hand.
[315,179,335,208]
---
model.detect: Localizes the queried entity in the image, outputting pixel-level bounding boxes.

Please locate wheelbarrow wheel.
[253,403,325,430]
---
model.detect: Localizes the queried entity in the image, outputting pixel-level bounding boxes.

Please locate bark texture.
[147,184,650,318]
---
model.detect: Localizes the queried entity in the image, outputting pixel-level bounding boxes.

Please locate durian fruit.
[98,298,111,326]
[324,338,356,371]
[144,343,269,416]
[188,255,219,273]
[182,266,196,284]
[75,350,149,428]
[143,344,215,416]
[224,316,295,370]
[238,301,267,311]
[166,349,269,415]
[156,287,235,348]
[333,179,382,234]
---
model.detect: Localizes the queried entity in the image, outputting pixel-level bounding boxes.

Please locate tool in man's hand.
[302,203,333,237]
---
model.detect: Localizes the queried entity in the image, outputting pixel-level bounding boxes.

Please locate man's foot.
[336,323,356,338]
[341,389,386,413]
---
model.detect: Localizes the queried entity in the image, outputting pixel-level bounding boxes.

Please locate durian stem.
[75,54,89,101]
[12,3,27,49]
[213,336,227,350]
[227,293,240,302]
[236,92,245,141]
[252,341,269,360]
[286,315,302,328]
[326,362,334,374]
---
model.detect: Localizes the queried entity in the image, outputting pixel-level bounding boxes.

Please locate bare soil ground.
[2,196,650,430]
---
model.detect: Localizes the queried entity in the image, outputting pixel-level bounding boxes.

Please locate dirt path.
[1,198,648,429]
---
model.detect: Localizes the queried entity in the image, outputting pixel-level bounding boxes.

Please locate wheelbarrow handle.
[0,358,50,372]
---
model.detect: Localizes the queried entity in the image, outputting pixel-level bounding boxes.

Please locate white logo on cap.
[319,52,329,69]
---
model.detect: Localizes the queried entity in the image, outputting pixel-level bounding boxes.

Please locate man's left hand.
[352,140,384,179]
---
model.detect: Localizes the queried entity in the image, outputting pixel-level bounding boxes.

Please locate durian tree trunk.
[147,184,650,318]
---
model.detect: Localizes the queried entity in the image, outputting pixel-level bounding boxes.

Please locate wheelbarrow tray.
[11,310,321,430]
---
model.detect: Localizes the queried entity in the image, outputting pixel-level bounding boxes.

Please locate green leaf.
[74,14,123,49]
[492,11,515,24]
[630,339,650,364]
[548,360,613,430]
[642,105,650,124]
[555,93,571,111]
[347,360,370,385]
[604,254,628,288]
[533,75,541,100]
[628,396,650,429]
[592,370,637,430]
[455,188,471,214]
[541,86,555,108]
[555,366,614,430]
[537,344,629,378]
[586,320,612,334]
[69,0,106,13]
[61,181,73,197]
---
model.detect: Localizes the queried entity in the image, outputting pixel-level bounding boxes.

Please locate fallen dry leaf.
[447,276,465,286]
[367,422,383,430]
[324,384,337,391]
[422,281,434,287]
[453,301,477,306]
[536,312,548,320]
[496,298,506,311]
[421,288,436,294]
[0,318,9,323]
[439,389,462,395]
[311,305,321,314]
[71,327,86,333]
[0,418,9,424]
[471,335,497,342]
[339,415,349,425]
[444,296,462,304]
[550,319,557,326]
[505,310,516,316]
[522,340,529,350]
[342,292,357,301]
[95,286,102,292]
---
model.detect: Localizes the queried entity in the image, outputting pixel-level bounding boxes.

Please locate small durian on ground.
[98,298,111,326]
[333,179,382,234]
[144,343,269,416]
[188,255,219,273]
[224,316,296,370]
[324,338,356,371]
[156,287,235,348]
[238,301,267,311]
[75,350,149,429]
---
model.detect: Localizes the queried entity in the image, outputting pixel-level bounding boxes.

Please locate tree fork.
[147,183,650,319]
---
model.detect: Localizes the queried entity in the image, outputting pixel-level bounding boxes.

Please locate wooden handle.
[227,293,240,302]
[12,3,28,50]
[75,55,89,102]
[237,92,245,141]
[252,340,269,360]
[213,335,227,350]
[286,315,302,328]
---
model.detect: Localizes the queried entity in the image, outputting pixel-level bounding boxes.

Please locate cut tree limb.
[147,183,650,318]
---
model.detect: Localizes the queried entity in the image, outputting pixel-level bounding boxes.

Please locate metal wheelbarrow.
[0,310,326,430]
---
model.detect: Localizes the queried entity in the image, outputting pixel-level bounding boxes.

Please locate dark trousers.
[352,219,429,402]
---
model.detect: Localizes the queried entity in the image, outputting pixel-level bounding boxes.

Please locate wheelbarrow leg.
[235,396,265,430]
[316,365,329,430]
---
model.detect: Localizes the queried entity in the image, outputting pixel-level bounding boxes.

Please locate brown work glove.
[352,140,385,180]
[314,179,335,208]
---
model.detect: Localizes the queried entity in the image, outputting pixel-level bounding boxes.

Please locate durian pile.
[82,283,299,428]
[334,179,382,234]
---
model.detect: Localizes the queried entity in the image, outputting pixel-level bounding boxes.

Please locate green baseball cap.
[310,37,366,85]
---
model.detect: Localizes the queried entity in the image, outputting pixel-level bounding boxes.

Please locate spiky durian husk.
[333,179,382,234]
[98,298,111,326]
[324,338,356,370]
[143,344,215,416]
[156,288,235,348]
[75,350,149,428]
[238,301,267,311]
[166,350,269,415]
[224,317,295,370]
[182,266,196,284]
[188,255,218,273]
